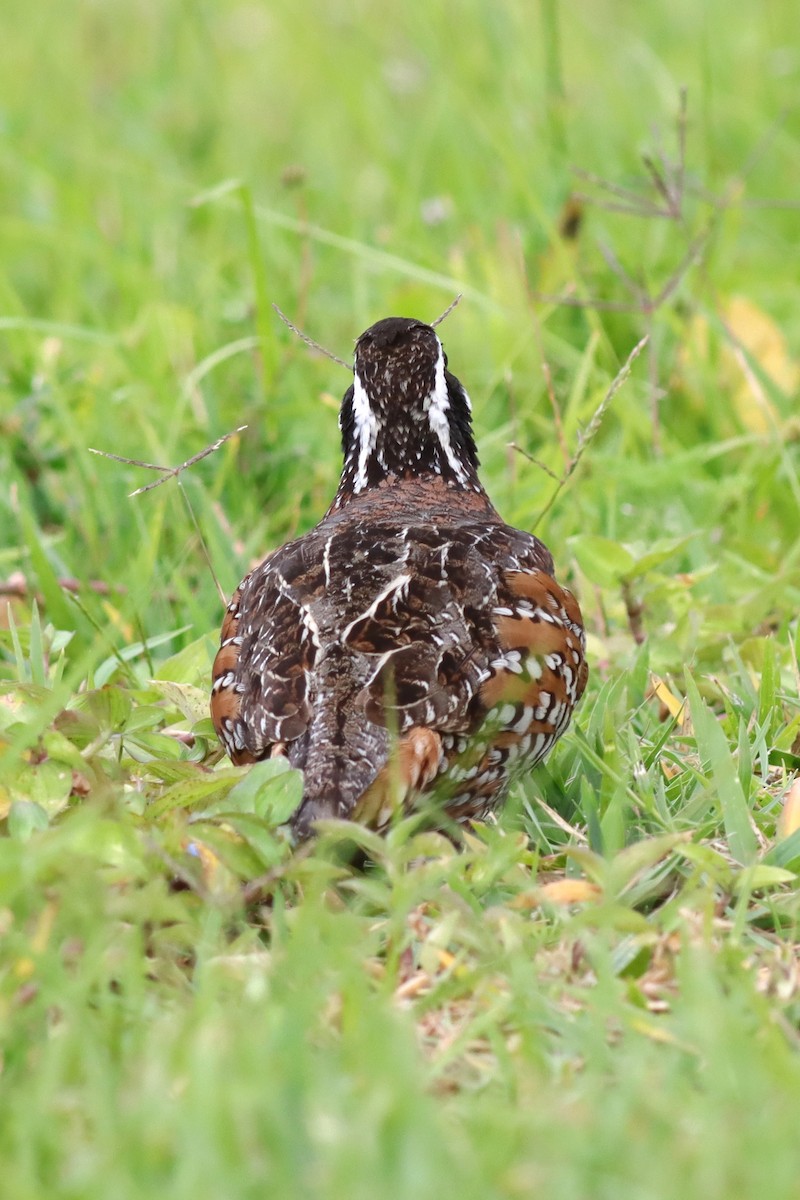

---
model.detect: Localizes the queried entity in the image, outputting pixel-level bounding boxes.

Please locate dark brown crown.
[332,317,483,508]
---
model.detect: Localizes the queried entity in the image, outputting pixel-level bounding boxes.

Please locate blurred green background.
[2,4,800,1198]
[2,0,798,654]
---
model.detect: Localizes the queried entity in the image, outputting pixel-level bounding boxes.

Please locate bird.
[210,315,587,838]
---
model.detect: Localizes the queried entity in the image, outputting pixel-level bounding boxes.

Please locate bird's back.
[211,315,588,836]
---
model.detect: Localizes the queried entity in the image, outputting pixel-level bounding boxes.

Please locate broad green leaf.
[148,771,240,818]
[72,687,133,733]
[184,825,265,886]
[7,800,50,840]
[205,812,288,870]
[148,679,210,724]
[764,826,800,871]
[224,758,303,825]
[622,533,697,579]
[155,634,215,686]
[607,833,689,895]
[122,730,186,763]
[732,864,796,893]
[569,535,636,587]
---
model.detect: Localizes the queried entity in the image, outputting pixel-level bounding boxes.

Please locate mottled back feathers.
[211,316,587,836]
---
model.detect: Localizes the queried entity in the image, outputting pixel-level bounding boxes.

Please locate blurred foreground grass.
[2,1,800,1196]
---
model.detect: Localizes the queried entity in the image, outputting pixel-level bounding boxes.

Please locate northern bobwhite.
[211,316,587,838]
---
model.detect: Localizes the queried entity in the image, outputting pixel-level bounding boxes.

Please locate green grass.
[2,0,800,1196]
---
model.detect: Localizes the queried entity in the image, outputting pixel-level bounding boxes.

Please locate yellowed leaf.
[101,601,134,641]
[536,879,601,905]
[777,778,800,840]
[674,298,798,433]
[723,296,799,432]
[650,674,686,721]
[31,901,58,955]
[184,837,223,887]
[629,1016,697,1053]
[149,679,210,724]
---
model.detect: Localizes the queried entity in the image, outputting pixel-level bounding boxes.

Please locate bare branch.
[646,315,661,456]
[690,108,789,214]
[541,359,570,470]
[641,153,675,215]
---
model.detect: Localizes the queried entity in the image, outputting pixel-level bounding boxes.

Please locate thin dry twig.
[527,289,648,314]
[542,358,570,470]
[272,304,351,369]
[596,239,647,302]
[534,94,693,453]
[530,227,708,319]
[533,115,708,454]
[1,574,124,599]
[622,578,646,645]
[513,231,571,472]
[90,425,248,604]
[649,228,709,310]
[675,86,688,214]
[89,426,248,497]
[430,294,463,328]
[531,335,649,529]
[508,443,562,483]
[533,796,589,843]
[573,89,688,223]
[645,314,661,454]
[570,168,666,219]
[177,481,227,605]
[538,93,790,351]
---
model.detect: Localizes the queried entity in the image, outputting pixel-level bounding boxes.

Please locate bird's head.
[334,316,482,505]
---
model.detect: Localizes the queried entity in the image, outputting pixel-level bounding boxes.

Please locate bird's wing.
[210,542,319,763]
[335,521,587,825]
[341,527,492,733]
[346,522,580,735]
[210,520,586,832]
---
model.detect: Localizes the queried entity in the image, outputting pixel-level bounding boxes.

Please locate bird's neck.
[331,372,484,510]
[333,442,483,512]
